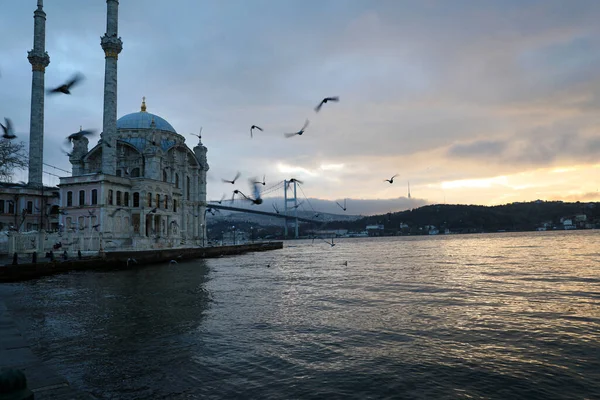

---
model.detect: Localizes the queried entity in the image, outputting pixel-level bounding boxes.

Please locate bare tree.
[0,139,28,182]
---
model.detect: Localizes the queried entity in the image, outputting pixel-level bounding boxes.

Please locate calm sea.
[1,230,599,399]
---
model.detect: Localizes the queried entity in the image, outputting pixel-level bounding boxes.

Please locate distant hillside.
[319,201,600,234]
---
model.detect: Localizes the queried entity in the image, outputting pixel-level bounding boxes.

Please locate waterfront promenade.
[0,300,91,399]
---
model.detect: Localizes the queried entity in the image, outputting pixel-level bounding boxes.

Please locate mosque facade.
[60,98,209,247]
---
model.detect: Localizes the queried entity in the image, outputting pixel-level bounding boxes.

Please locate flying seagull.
[253,175,266,186]
[47,73,84,95]
[284,119,309,138]
[336,199,347,211]
[323,237,336,247]
[191,127,203,140]
[384,174,399,184]
[315,96,339,112]
[1,118,16,139]
[66,129,96,144]
[222,172,241,184]
[250,125,263,138]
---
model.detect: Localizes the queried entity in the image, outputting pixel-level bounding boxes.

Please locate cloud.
[2,0,600,206]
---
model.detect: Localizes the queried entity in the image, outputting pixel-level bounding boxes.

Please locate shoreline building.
[0,0,60,234]
[2,0,210,253]
[59,98,209,248]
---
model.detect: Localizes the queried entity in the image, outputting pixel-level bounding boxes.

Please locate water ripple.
[1,230,599,399]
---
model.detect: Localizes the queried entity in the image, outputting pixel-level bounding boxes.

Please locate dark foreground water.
[1,230,600,399]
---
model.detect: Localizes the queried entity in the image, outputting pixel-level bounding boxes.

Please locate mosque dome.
[116,97,177,133]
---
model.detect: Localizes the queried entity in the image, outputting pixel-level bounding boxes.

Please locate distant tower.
[408,181,411,199]
[100,0,123,175]
[27,0,50,187]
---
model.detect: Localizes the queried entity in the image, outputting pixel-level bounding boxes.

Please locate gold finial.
[141,96,147,112]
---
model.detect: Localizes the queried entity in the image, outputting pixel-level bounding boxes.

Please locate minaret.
[194,133,210,243]
[100,0,123,175]
[27,0,50,187]
[408,181,411,199]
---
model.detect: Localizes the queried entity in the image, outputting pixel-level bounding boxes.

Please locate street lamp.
[232,225,236,245]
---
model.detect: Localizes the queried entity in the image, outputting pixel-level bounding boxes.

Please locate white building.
[59,98,209,248]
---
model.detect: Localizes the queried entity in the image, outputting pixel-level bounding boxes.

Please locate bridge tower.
[283,180,299,238]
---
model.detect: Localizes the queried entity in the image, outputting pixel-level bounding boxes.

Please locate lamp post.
[232,225,236,245]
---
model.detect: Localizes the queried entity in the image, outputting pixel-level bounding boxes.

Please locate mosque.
[0,0,209,252]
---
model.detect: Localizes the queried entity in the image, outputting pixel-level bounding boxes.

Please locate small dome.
[116,98,177,133]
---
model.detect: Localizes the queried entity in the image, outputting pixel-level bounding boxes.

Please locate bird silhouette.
[66,129,96,144]
[272,203,280,214]
[92,224,101,231]
[284,119,309,138]
[147,207,158,214]
[250,125,263,138]
[1,118,16,139]
[191,127,202,140]
[384,174,399,184]
[222,172,241,184]
[336,199,347,211]
[47,73,84,95]
[253,175,266,186]
[315,96,339,112]
[215,194,226,204]
[61,149,73,157]
[249,180,263,205]
[323,237,335,247]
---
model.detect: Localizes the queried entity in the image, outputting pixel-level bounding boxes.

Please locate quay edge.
[0,242,283,283]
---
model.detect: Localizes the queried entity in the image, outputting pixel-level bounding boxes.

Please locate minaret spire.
[100,0,123,175]
[27,0,50,187]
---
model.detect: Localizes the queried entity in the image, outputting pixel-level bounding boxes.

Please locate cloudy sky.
[2,0,600,214]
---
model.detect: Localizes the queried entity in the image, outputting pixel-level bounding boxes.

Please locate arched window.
[173,199,177,212]
[79,190,85,206]
[133,192,140,207]
[156,194,160,207]
[116,191,122,206]
[187,176,191,200]
[131,168,140,178]
[67,191,73,207]
[175,174,179,188]
[164,195,168,209]
[124,192,129,207]
[163,170,167,182]
[91,189,98,205]
[148,193,152,207]
[66,217,72,229]
[116,169,122,177]
[108,190,114,205]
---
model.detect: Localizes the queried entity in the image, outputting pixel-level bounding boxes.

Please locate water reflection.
[1,230,599,399]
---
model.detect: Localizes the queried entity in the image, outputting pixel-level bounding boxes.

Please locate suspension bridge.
[206,179,330,238]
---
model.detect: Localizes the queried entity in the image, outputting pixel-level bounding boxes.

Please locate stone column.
[139,212,146,237]
[27,0,50,187]
[100,0,123,175]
